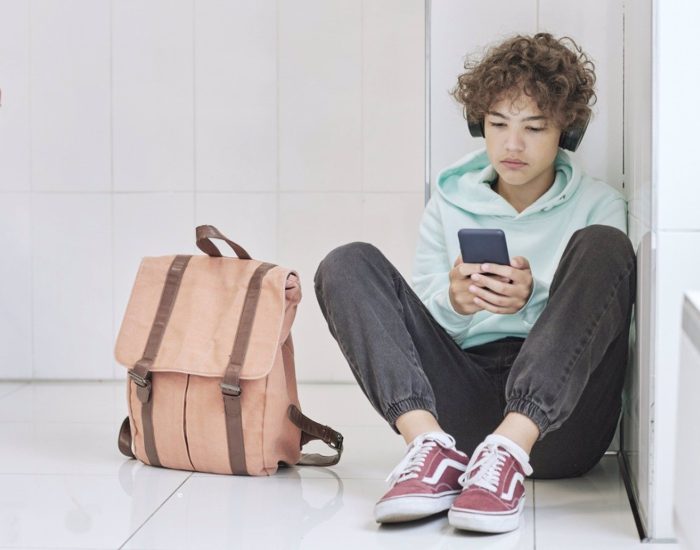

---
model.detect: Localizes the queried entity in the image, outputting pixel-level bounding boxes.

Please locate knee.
[570,225,636,271]
[314,242,385,292]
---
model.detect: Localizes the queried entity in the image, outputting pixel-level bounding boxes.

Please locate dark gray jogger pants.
[313,225,636,479]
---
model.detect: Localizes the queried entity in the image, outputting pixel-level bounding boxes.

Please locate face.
[483,93,561,193]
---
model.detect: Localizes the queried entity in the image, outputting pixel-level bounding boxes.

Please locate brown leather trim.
[129,254,192,468]
[118,416,135,458]
[288,404,344,467]
[221,262,276,475]
[195,225,252,260]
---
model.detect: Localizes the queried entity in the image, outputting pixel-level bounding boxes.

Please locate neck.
[493,166,556,213]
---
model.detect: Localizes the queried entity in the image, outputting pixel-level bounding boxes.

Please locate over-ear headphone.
[467,111,591,152]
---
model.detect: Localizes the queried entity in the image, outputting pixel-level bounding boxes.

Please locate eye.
[488,122,505,127]
[527,127,545,132]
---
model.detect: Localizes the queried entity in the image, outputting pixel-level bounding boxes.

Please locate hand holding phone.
[449,229,534,315]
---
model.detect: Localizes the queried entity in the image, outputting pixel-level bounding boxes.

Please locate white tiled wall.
[0,0,425,382]
[31,0,111,193]
[112,0,195,192]
[0,0,30,193]
[0,194,32,379]
[32,194,113,379]
[278,0,363,194]
[194,0,277,193]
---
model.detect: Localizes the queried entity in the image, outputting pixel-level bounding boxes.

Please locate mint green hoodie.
[412,146,628,349]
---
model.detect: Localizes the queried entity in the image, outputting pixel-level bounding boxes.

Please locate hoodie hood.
[435,147,582,218]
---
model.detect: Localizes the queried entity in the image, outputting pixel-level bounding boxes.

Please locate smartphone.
[458,228,510,267]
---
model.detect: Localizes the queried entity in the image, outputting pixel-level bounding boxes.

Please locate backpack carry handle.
[196,225,252,260]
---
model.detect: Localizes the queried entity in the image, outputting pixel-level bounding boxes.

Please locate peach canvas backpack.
[115,225,343,475]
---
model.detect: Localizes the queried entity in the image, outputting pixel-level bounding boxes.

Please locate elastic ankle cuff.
[504,398,551,439]
[386,397,437,434]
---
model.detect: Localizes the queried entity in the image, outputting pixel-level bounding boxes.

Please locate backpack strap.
[127,254,192,467]
[220,262,276,474]
[288,405,344,466]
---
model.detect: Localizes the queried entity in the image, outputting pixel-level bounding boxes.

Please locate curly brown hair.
[450,32,597,131]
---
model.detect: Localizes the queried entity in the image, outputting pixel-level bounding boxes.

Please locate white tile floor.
[0,381,678,550]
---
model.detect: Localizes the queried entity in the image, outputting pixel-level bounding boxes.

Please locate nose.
[505,128,525,151]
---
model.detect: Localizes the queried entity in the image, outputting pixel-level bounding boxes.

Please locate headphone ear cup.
[559,111,591,152]
[468,118,484,138]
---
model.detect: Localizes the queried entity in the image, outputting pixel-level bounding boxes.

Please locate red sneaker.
[374,432,469,523]
[448,434,533,533]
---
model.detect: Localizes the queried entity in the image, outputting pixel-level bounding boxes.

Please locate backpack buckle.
[220,382,241,397]
[128,370,152,403]
[128,370,151,388]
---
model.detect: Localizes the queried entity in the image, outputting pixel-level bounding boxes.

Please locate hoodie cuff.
[426,287,475,338]
[516,277,549,328]
[515,277,537,314]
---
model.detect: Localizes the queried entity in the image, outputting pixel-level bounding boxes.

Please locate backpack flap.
[114,255,300,381]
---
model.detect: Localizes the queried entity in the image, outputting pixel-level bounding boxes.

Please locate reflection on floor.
[0,381,679,549]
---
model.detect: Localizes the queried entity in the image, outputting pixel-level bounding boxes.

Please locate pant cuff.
[385,397,438,434]
[504,398,551,440]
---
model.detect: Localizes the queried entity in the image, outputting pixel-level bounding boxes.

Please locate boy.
[314,32,635,534]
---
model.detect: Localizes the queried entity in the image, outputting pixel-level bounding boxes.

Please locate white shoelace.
[458,442,508,492]
[458,435,533,492]
[385,432,456,487]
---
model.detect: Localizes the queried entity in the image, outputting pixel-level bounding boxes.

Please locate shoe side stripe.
[500,471,524,501]
[421,458,467,484]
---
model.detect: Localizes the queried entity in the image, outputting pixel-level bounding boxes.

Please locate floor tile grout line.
[117,472,194,550]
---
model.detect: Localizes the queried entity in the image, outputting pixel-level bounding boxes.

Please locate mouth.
[502,160,527,169]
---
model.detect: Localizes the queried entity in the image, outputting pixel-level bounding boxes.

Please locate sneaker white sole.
[374,492,459,523]
[447,497,525,533]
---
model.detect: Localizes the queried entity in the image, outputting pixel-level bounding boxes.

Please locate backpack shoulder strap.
[288,404,344,467]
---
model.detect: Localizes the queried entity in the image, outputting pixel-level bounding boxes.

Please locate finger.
[479,273,510,283]
[453,255,463,267]
[471,276,530,302]
[472,295,514,314]
[470,273,513,296]
[458,262,484,278]
[484,262,526,286]
[468,284,516,308]
[479,262,515,280]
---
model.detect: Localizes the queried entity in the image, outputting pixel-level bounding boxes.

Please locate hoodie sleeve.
[411,196,475,339]
[587,196,628,235]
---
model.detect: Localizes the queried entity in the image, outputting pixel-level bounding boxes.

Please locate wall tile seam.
[192,0,198,238]
[28,0,34,379]
[360,0,365,200]
[110,0,116,379]
[276,0,280,262]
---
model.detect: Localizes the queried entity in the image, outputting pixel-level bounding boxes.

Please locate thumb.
[453,255,463,267]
